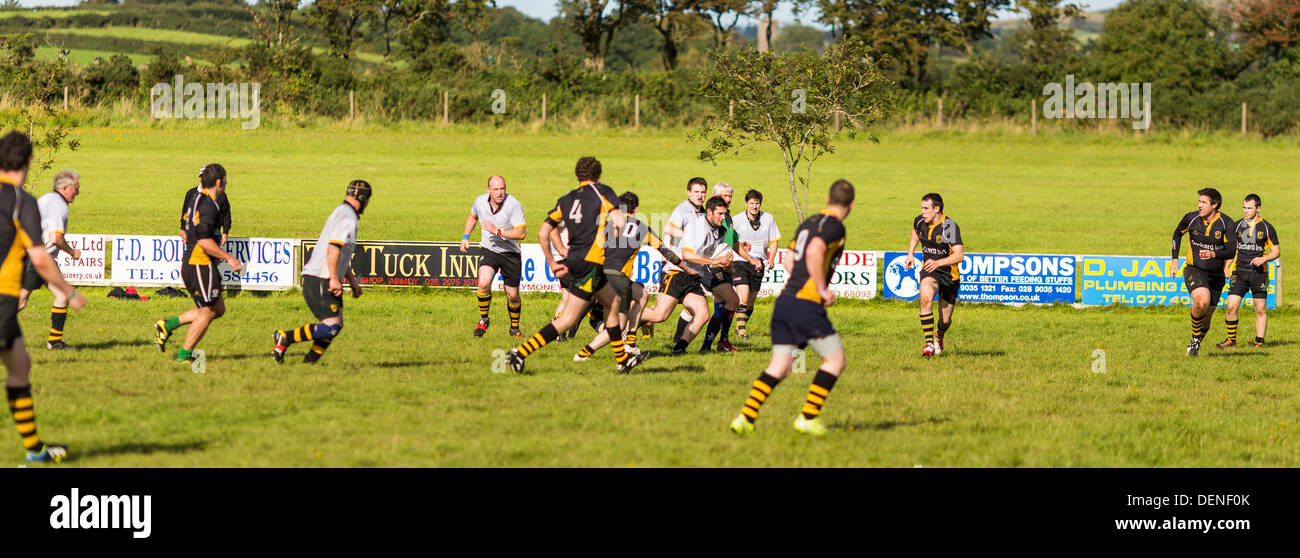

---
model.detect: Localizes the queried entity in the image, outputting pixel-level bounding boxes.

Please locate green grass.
[15,287,1297,467]
[0,9,115,19]
[35,46,156,67]
[7,126,1296,467]
[41,26,388,65]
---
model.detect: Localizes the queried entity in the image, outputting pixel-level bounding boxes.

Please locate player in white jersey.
[460,176,527,338]
[662,177,708,345]
[273,180,371,365]
[18,170,81,349]
[640,196,731,355]
[731,189,781,340]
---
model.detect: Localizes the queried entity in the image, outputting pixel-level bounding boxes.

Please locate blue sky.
[20,0,1126,24]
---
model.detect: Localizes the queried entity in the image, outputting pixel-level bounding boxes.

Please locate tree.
[308,0,379,60]
[1230,0,1300,63]
[1011,0,1082,65]
[691,0,751,50]
[693,40,895,222]
[0,34,78,187]
[454,0,497,43]
[953,0,1011,55]
[398,0,454,64]
[814,0,960,85]
[559,0,645,71]
[250,0,301,48]
[643,0,697,69]
[757,0,781,51]
[1096,0,1236,90]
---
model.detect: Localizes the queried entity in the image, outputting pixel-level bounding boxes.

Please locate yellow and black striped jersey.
[0,178,44,297]
[182,189,222,266]
[545,181,618,265]
[1232,218,1279,273]
[1172,210,1235,272]
[914,214,963,281]
[781,210,846,303]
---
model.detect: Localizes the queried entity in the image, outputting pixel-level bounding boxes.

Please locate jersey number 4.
[791,229,810,261]
[569,200,583,224]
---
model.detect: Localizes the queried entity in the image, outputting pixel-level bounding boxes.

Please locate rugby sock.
[7,386,43,453]
[1255,336,1265,346]
[673,315,690,343]
[308,337,333,359]
[608,324,628,364]
[802,370,839,420]
[176,348,193,361]
[1191,313,1207,339]
[476,293,492,319]
[48,305,67,342]
[163,316,182,333]
[1226,319,1238,342]
[735,305,750,332]
[920,312,935,346]
[937,319,950,341]
[625,332,638,349]
[740,372,781,424]
[508,301,521,329]
[577,344,595,359]
[283,323,335,345]
[719,308,735,342]
[517,324,559,358]
[671,339,690,353]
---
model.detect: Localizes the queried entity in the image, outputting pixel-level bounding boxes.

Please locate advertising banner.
[882,252,1076,304]
[111,235,296,290]
[59,234,108,284]
[302,240,477,287]
[1079,256,1278,308]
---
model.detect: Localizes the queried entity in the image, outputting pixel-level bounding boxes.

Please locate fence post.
[635,94,641,129]
[63,86,68,111]
[833,110,840,132]
[1241,102,1247,136]
[1031,99,1037,135]
[936,98,943,130]
[443,91,449,124]
[349,90,355,122]
[542,93,547,124]
[728,99,734,120]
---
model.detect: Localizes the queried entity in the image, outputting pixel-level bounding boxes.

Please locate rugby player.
[663,177,708,345]
[731,189,780,341]
[273,181,371,364]
[640,196,731,356]
[460,176,526,338]
[1,131,87,463]
[697,182,756,353]
[905,193,964,357]
[1171,188,1236,356]
[730,179,854,437]
[17,169,82,349]
[1217,194,1277,349]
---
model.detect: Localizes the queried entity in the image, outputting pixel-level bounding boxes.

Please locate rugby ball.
[711,244,733,260]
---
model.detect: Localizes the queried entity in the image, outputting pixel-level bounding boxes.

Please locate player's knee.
[1255,305,1267,317]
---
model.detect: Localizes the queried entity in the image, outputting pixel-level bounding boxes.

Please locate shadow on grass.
[634,361,706,374]
[68,339,152,351]
[945,349,1007,358]
[837,417,951,431]
[76,440,209,460]
[369,361,430,369]
[1204,351,1270,358]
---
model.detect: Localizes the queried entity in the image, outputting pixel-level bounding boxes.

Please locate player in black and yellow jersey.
[1217,193,1279,349]
[1,131,88,464]
[153,164,243,363]
[729,179,853,437]
[905,193,964,357]
[572,191,683,361]
[505,157,645,374]
[1171,187,1236,356]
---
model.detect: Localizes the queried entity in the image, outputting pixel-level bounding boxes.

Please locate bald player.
[461,176,527,338]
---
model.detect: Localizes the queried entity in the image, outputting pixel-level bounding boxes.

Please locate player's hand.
[747,255,760,268]
[1169,259,1180,277]
[68,290,87,311]
[329,276,343,296]
[904,254,916,269]
[227,257,243,273]
[922,259,939,273]
[1251,257,1265,267]
[220,234,228,246]
[481,220,496,235]
[350,281,363,299]
[552,263,569,278]
[819,288,836,307]
[70,248,81,260]
[459,239,469,253]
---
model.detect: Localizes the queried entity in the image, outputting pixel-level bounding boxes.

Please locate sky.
[20,0,1128,25]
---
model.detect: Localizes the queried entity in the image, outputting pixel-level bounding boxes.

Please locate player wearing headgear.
[732,189,781,340]
[640,196,731,356]
[17,169,82,349]
[460,175,526,338]
[905,193,964,357]
[504,156,644,374]
[1218,194,1280,349]
[730,179,854,437]
[1170,188,1235,356]
[153,164,243,363]
[573,191,680,361]
[1,131,88,463]
[273,181,370,364]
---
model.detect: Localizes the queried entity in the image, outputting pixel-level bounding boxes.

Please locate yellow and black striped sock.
[607,325,627,364]
[508,301,521,329]
[802,370,839,420]
[1225,319,1238,342]
[1200,314,1214,338]
[1255,336,1265,346]
[7,386,43,453]
[516,324,559,358]
[920,312,935,345]
[740,372,781,424]
[288,324,315,345]
[577,345,595,358]
[1191,313,1203,338]
[625,331,637,349]
[309,337,333,357]
[48,305,67,342]
[476,292,492,319]
[736,305,750,331]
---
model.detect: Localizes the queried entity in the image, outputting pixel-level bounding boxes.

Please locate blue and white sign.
[1080,256,1278,308]
[883,252,1076,303]
[110,235,296,290]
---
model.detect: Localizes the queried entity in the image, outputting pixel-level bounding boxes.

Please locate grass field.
[9,126,1299,467]
[34,46,157,67]
[35,25,387,66]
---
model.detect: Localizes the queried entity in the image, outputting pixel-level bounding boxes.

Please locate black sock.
[672,339,689,353]
[673,315,690,343]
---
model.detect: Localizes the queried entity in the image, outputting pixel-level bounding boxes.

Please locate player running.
[905,193,964,357]
[730,179,854,437]
[1217,193,1278,350]
[180,169,232,245]
[731,189,781,341]
[504,157,644,374]
[17,169,82,349]
[273,181,371,364]
[640,196,731,356]
[1171,188,1236,356]
[1,131,88,463]
[460,176,526,338]
[663,177,708,346]
[697,182,756,353]
[153,164,243,363]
